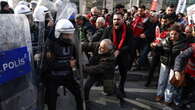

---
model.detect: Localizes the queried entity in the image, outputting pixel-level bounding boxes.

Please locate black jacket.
[82,42,116,79]
[45,38,77,72]
[144,20,159,43]
[101,24,135,55]
[91,27,105,42]
[76,21,96,42]
[186,37,195,44]
[160,34,188,68]
[85,53,116,78]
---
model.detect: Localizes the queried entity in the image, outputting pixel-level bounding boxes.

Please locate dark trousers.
[45,74,83,110]
[146,51,160,84]
[133,37,147,64]
[137,44,151,66]
[117,53,131,94]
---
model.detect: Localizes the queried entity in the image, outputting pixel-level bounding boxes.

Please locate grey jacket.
[174,47,193,72]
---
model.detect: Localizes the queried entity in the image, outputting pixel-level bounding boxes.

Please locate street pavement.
[47,70,195,110]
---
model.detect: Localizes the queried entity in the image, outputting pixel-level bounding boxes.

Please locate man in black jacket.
[101,12,135,97]
[75,15,96,42]
[155,24,188,105]
[174,43,195,108]
[91,17,106,42]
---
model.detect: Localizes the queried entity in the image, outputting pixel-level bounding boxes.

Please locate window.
[166,0,178,4]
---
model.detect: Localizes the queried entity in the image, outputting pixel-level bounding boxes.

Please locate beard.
[98,49,103,54]
[113,24,121,29]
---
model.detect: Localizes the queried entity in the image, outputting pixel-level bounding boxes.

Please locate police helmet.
[14,4,32,15]
[55,19,75,38]
[33,5,49,22]
[17,1,29,7]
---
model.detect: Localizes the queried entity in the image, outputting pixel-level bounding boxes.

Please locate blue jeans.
[157,63,170,97]
[157,63,176,103]
[173,87,182,105]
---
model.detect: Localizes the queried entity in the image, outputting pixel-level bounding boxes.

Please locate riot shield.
[74,28,87,110]
[37,0,55,13]
[32,1,56,109]
[0,14,37,110]
[33,9,46,110]
[54,0,78,22]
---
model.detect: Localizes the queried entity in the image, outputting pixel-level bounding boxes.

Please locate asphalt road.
[46,70,195,110]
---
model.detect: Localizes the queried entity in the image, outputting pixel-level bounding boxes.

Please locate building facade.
[81,0,195,13]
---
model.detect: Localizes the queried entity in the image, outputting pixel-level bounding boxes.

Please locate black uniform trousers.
[84,76,102,101]
[45,74,83,110]
[84,74,114,101]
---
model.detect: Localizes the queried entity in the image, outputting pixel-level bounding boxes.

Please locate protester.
[102,12,135,97]
[0,1,13,13]
[82,39,116,109]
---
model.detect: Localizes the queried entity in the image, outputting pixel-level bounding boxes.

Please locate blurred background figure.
[0,0,13,13]
[30,0,38,13]
[91,17,106,42]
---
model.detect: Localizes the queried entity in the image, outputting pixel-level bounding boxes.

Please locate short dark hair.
[113,12,123,17]
[139,5,146,10]
[169,24,181,33]
[123,9,127,13]
[102,8,108,13]
[161,14,168,19]
[115,4,124,9]
[159,9,165,14]
[177,13,185,17]
[132,6,138,10]
[167,4,175,8]
[75,14,85,20]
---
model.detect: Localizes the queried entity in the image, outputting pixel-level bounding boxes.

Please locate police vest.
[131,16,148,37]
[185,43,195,77]
[51,40,75,73]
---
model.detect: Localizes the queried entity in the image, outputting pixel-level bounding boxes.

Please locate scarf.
[113,24,127,49]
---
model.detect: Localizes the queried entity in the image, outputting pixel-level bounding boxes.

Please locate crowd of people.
[1,0,195,110]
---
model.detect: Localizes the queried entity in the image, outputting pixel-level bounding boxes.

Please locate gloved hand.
[34,53,41,61]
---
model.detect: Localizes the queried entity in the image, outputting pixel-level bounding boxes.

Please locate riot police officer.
[44,19,83,110]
